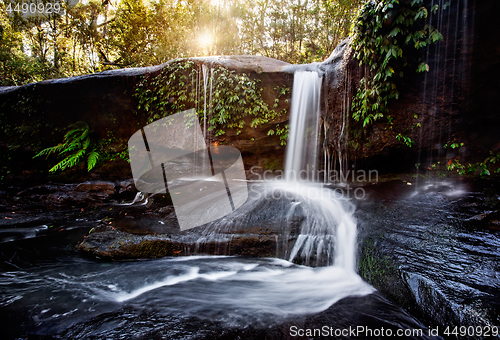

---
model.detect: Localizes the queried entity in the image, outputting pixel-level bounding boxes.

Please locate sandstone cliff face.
[1,0,497,181]
[0,56,293,181]
[339,0,500,173]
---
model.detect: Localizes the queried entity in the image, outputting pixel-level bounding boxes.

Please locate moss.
[357,236,415,311]
[230,235,277,258]
[260,157,283,171]
[120,240,177,258]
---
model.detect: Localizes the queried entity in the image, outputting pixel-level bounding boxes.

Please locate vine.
[351,0,443,132]
[267,85,290,145]
[32,60,287,174]
[267,123,289,146]
[135,59,284,137]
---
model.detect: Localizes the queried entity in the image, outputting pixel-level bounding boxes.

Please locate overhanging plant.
[351,0,443,132]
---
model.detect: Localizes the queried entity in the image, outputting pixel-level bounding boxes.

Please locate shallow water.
[0,255,376,337]
[1,179,498,339]
[0,180,444,339]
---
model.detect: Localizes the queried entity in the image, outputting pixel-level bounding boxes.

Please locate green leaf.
[87,151,100,171]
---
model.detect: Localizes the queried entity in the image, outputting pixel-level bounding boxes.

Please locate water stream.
[2,65,497,339]
[0,69,379,339]
[285,71,322,181]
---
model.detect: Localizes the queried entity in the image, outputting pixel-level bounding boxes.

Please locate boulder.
[75,181,116,195]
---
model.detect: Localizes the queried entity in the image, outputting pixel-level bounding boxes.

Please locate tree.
[1,0,366,83]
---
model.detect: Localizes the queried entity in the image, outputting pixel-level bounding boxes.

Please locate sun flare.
[197,32,213,47]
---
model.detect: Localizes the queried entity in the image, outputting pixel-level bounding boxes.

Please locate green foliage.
[446,160,491,178]
[2,0,365,82]
[395,133,414,147]
[485,151,500,166]
[351,0,443,128]
[135,60,284,138]
[358,238,398,289]
[267,123,289,146]
[273,85,290,108]
[235,0,365,63]
[425,147,500,178]
[444,142,464,149]
[0,2,53,85]
[33,121,100,172]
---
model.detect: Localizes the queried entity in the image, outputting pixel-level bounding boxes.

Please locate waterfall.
[284,71,322,181]
[190,65,358,272]
[280,70,357,271]
[202,64,210,140]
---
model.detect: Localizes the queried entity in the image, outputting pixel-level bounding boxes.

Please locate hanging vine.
[135,59,285,137]
[351,0,443,131]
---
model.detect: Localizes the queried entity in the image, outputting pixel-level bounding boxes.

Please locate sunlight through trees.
[1,0,365,85]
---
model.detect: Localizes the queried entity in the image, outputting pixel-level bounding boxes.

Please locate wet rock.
[6,181,126,208]
[465,210,500,230]
[75,200,289,260]
[116,179,136,194]
[77,228,180,259]
[157,205,175,215]
[42,181,116,206]
[75,181,116,195]
[76,225,280,260]
[356,180,500,335]
[46,191,91,206]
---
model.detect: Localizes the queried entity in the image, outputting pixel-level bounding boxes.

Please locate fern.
[87,151,99,171]
[34,121,100,172]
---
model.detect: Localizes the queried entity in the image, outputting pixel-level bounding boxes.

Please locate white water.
[0,69,373,337]
[0,256,373,332]
[280,182,357,270]
[285,71,322,181]
[281,71,358,272]
[202,64,210,140]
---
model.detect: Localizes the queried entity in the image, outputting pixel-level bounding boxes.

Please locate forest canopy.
[0,0,365,86]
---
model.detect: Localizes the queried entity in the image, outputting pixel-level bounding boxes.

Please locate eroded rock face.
[2,1,498,182]
[0,55,294,182]
[355,179,500,335]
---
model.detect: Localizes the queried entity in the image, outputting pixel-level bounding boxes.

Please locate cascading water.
[194,69,361,271]
[2,62,445,339]
[284,71,322,181]
[282,71,357,270]
[201,64,211,140]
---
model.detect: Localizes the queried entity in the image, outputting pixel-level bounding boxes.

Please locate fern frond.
[69,149,86,167]
[87,151,99,171]
[82,138,90,150]
[48,148,86,173]
[34,144,66,158]
[64,122,89,142]
[79,128,90,142]
[62,141,82,154]
[38,121,97,173]
[49,157,70,172]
